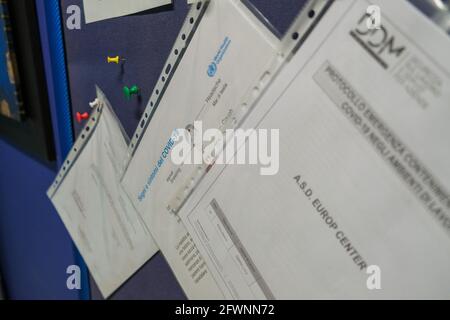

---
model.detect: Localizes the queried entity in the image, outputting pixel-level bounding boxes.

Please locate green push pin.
[123,85,140,100]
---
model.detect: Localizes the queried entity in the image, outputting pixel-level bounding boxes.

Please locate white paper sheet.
[120,0,279,299]
[48,88,158,298]
[180,0,450,299]
[83,0,172,24]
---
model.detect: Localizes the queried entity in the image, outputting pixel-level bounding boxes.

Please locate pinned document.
[48,87,158,298]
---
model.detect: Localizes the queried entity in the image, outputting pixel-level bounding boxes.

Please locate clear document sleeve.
[120,0,280,299]
[180,0,450,299]
[48,88,158,298]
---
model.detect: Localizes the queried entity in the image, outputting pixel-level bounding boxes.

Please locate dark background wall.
[0,0,83,300]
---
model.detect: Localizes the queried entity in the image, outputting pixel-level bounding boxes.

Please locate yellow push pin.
[107,56,125,64]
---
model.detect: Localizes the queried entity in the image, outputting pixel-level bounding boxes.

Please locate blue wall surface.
[0,139,80,299]
[59,0,305,299]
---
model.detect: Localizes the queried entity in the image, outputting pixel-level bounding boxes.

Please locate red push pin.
[76,112,89,123]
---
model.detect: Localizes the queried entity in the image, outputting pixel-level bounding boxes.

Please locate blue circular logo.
[207,62,217,77]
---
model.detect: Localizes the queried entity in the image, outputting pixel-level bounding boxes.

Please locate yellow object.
[107,56,120,64]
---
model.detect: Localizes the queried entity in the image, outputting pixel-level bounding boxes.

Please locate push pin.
[76,112,89,123]
[89,98,100,109]
[107,55,125,64]
[123,85,140,100]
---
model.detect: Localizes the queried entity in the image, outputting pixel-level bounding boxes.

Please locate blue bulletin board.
[58,0,305,300]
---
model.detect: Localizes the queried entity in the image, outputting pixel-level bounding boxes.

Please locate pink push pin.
[76,112,89,123]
